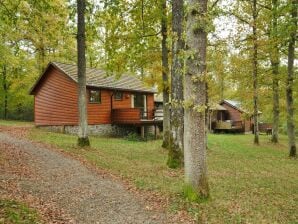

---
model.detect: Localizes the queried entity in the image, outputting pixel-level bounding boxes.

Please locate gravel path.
[0,131,166,224]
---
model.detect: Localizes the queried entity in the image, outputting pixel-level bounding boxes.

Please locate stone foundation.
[38,124,148,137]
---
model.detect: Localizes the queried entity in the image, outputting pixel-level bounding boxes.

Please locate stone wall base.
[37,124,160,138]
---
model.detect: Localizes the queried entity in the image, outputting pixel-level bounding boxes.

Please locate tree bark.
[184,0,209,198]
[286,0,297,157]
[270,0,280,143]
[252,0,259,145]
[161,0,170,148]
[167,0,184,168]
[2,65,8,120]
[77,0,90,147]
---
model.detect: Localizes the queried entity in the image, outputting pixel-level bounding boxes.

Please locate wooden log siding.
[146,94,154,119]
[34,67,79,126]
[112,108,141,124]
[221,102,242,121]
[33,66,155,126]
[221,102,252,132]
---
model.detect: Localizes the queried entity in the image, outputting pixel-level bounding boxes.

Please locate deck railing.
[111,108,163,124]
[214,120,244,130]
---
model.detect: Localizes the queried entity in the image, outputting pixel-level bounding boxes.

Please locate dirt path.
[0,130,167,224]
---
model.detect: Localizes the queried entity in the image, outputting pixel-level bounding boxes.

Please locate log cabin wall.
[87,89,111,124]
[221,102,242,121]
[33,66,154,126]
[146,94,154,119]
[34,67,79,126]
[221,102,252,132]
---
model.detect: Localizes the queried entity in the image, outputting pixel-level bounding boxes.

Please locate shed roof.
[220,99,262,114]
[30,62,156,94]
[210,104,227,111]
[220,99,246,113]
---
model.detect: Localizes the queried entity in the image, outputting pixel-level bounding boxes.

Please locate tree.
[286,0,297,157]
[228,0,262,144]
[252,0,260,145]
[1,65,8,119]
[161,0,170,148]
[270,0,280,143]
[167,0,184,168]
[77,0,90,147]
[184,0,209,197]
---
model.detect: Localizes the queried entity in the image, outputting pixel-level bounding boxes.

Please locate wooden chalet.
[209,100,252,133]
[29,62,162,137]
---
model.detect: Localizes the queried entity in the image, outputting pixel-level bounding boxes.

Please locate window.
[134,94,145,108]
[114,91,123,100]
[89,90,101,103]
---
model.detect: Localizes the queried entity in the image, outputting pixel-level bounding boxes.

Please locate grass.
[0,200,40,224]
[28,128,298,223]
[0,120,33,127]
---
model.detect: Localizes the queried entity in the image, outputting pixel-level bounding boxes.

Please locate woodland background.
[0,0,297,135]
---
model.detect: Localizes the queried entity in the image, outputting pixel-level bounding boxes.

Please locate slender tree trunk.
[167,0,184,168]
[287,0,297,157]
[77,0,90,147]
[38,24,46,73]
[161,0,170,148]
[184,0,209,198]
[252,0,259,145]
[271,0,280,143]
[219,74,224,101]
[2,65,8,120]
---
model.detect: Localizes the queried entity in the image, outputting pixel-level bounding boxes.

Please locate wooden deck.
[111,108,163,125]
[213,120,244,132]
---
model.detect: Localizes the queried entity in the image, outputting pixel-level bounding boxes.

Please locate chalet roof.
[30,62,156,94]
[220,99,246,113]
[224,100,241,109]
[220,99,262,114]
[210,104,227,111]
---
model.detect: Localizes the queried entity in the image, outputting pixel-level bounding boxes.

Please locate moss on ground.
[0,200,40,224]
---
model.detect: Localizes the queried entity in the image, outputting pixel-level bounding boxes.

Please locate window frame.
[88,89,101,104]
[114,91,123,101]
[133,93,145,109]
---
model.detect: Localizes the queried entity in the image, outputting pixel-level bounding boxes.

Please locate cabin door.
[132,94,147,119]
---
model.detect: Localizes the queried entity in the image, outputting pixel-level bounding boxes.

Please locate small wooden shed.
[209,100,252,133]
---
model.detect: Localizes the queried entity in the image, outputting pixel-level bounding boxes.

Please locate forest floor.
[0,120,297,223]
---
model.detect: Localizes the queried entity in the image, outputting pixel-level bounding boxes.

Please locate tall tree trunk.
[2,65,8,120]
[219,72,224,101]
[184,0,209,197]
[252,0,259,145]
[167,0,184,168]
[161,0,170,148]
[77,0,90,147]
[271,0,280,143]
[287,0,297,157]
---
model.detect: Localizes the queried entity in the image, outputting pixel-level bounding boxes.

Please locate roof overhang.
[220,100,246,113]
[29,62,156,95]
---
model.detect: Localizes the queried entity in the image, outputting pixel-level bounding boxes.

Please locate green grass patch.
[0,200,40,224]
[0,120,33,127]
[28,129,298,223]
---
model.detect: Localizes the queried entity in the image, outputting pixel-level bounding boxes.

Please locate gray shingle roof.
[52,62,155,93]
[30,62,156,94]
[224,100,242,109]
[221,99,262,114]
[221,99,245,112]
